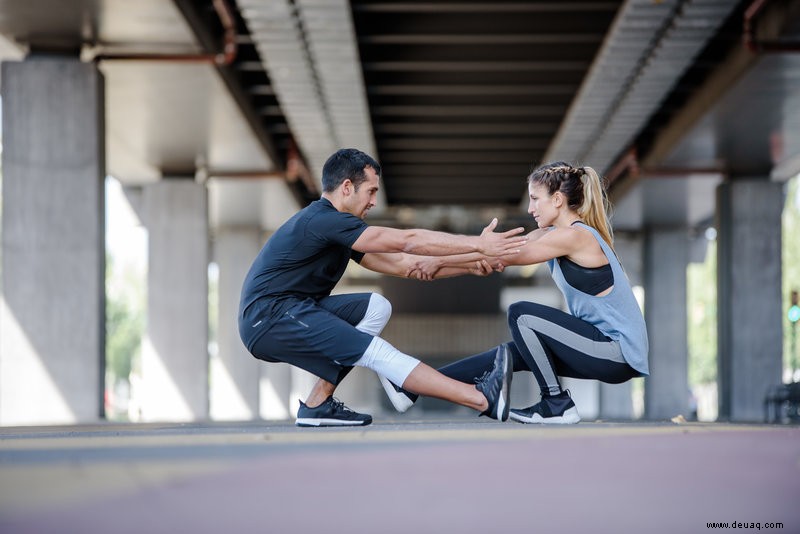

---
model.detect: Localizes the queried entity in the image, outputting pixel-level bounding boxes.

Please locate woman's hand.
[491,259,506,273]
[468,259,494,277]
[406,257,442,281]
[476,218,527,257]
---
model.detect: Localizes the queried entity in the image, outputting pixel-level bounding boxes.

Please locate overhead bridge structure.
[0,0,797,424]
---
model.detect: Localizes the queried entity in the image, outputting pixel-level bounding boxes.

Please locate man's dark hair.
[321,148,381,192]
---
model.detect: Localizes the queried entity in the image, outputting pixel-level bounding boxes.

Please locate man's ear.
[341,179,353,196]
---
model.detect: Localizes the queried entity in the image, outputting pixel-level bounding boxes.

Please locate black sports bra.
[557,256,614,295]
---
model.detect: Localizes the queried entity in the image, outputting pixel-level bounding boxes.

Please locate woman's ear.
[552,191,563,208]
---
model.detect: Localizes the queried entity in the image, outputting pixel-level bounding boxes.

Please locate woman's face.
[528,182,559,227]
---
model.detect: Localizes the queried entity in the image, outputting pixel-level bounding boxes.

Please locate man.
[238,148,526,426]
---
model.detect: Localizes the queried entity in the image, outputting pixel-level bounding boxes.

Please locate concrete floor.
[0,417,798,534]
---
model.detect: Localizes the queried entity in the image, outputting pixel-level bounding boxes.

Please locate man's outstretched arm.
[351,218,527,257]
[359,251,492,280]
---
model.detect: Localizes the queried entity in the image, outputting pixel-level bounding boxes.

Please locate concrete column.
[644,228,690,419]
[261,363,292,420]
[716,180,782,422]
[211,227,262,420]
[599,233,642,419]
[140,180,209,421]
[599,382,634,420]
[0,58,105,425]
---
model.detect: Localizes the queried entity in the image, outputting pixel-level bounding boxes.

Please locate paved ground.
[0,417,797,534]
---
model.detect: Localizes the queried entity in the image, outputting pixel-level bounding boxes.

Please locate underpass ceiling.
[351,0,622,208]
[659,51,800,180]
[0,0,286,183]
[0,0,798,234]
[103,61,274,182]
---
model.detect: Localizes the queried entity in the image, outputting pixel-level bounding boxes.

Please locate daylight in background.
[104,177,147,420]
[101,169,800,422]
[1,92,797,422]
[687,174,800,421]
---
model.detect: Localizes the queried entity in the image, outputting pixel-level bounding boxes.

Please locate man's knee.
[370,293,392,324]
[357,293,392,336]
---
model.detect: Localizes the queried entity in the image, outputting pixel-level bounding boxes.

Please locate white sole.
[509,406,581,424]
[378,374,414,413]
[295,418,369,427]
[498,348,512,421]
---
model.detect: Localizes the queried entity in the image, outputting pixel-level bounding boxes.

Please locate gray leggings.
[437,302,638,396]
[507,301,638,395]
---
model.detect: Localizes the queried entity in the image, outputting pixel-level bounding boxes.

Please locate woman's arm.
[419,227,583,275]
[500,227,582,266]
[408,227,556,278]
[406,254,493,281]
[358,220,539,280]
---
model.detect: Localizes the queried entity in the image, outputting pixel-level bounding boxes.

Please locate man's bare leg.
[401,362,489,412]
[305,378,336,407]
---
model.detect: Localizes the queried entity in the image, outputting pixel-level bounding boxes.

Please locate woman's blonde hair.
[527,161,614,249]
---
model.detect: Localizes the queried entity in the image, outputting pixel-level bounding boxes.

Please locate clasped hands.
[407,218,522,281]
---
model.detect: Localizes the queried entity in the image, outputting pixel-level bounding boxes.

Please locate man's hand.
[477,218,527,257]
[406,257,442,281]
[468,259,494,277]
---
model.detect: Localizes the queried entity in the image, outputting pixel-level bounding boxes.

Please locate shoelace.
[330,397,355,413]
[474,371,489,385]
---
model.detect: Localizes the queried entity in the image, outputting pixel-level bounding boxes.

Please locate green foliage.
[687,175,800,386]
[105,253,144,384]
[782,176,800,375]
[687,240,718,386]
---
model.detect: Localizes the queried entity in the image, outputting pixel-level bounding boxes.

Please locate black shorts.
[246,293,374,385]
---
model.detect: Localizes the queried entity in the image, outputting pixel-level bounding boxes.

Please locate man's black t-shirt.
[239,197,369,324]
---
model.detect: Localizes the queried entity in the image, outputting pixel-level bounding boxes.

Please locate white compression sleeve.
[355,336,420,387]
[355,293,392,336]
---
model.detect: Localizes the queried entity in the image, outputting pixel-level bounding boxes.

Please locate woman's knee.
[508,302,560,337]
[508,301,543,326]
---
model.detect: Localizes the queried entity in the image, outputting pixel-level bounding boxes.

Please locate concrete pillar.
[140,180,209,421]
[599,382,634,420]
[211,227,262,420]
[644,228,690,419]
[599,233,642,419]
[261,363,292,420]
[716,180,782,422]
[0,58,105,425]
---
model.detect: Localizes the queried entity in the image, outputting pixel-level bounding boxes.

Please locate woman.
[396,162,649,424]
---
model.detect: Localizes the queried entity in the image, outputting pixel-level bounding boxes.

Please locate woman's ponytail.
[577,166,614,249]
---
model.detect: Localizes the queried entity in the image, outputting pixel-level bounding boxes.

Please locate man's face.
[345,166,380,219]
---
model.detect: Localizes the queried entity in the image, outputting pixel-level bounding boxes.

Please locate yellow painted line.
[0,422,789,452]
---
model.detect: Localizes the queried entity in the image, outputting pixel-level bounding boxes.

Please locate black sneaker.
[295,396,372,427]
[379,375,418,413]
[509,390,581,424]
[475,344,512,421]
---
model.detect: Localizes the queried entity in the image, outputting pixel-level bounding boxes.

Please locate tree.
[782,176,800,378]
[687,240,717,386]
[105,253,144,391]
